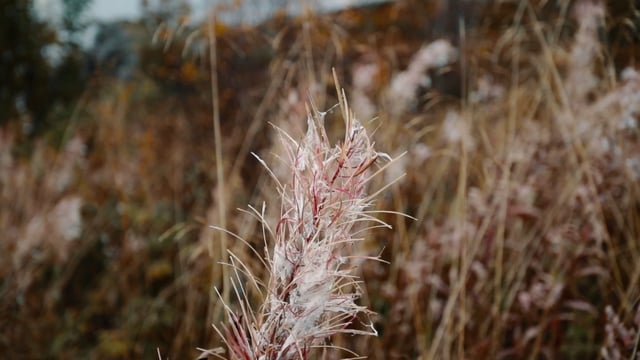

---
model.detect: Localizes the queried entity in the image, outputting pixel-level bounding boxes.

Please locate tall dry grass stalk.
[210,76,397,359]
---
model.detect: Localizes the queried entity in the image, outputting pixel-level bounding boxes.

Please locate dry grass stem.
[214,79,393,359]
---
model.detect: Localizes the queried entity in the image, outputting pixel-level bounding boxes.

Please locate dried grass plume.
[210,75,399,359]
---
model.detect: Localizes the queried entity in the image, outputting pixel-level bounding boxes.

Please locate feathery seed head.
[218,84,387,360]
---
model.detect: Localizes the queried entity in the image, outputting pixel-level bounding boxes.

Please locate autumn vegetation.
[1,0,640,359]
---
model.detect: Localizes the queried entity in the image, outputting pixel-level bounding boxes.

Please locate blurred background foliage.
[1,0,640,359]
[0,0,92,134]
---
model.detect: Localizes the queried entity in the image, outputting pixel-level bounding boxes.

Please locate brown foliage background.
[1,0,640,359]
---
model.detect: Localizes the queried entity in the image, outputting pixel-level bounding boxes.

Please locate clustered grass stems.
[214,82,393,360]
